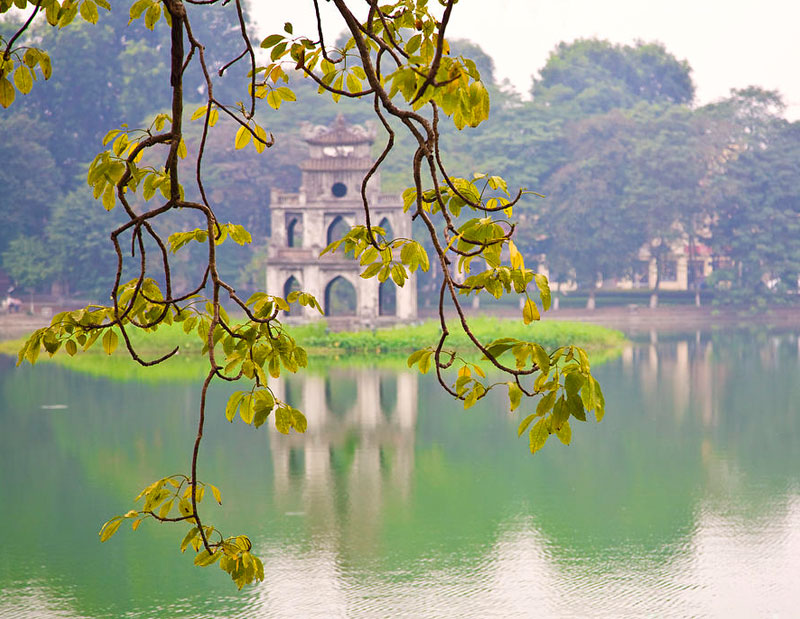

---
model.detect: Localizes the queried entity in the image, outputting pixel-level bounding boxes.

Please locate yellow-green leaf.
[210,485,222,505]
[144,2,161,30]
[13,65,33,94]
[234,125,251,149]
[79,0,99,24]
[508,240,524,270]
[529,418,550,454]
[0,77,16,108]
[556,419,572,445]
[99,518,123,542]
[517,412,536,437]
[522,298,540,324]
[180,527,199,552]
[102,329,118,355]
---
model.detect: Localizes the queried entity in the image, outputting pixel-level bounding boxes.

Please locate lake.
[1,328,798,617]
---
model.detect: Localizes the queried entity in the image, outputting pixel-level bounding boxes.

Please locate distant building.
[266,116,417,324]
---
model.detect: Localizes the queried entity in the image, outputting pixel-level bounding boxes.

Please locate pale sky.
[249,0,800,119]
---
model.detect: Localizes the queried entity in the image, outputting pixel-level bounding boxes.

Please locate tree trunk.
[586,290,595,310]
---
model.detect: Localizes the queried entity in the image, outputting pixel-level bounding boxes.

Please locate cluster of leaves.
[99,474,264,590]
[4,0,606,589]
[0,0,110,107]
[321,224,430,287]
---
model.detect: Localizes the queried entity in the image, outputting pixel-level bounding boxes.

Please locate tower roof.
[301,114,376,146]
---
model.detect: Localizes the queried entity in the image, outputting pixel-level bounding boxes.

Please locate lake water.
[1,328,799,618]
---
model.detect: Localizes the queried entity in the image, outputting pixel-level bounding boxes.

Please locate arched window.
[283,276,303,317]
[326,215,350,246]
[324,276,356,316]
[378,217,394,242]
[379,280,396,316]
[286,217,302,248]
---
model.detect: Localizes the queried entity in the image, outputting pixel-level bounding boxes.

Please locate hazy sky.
[249,1,800,119]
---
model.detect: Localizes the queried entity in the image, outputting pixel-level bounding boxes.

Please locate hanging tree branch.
[3,0,606,589]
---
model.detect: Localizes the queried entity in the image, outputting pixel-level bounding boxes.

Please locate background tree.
[536,110,645,304]
[0,113,62,254]
[2,235,56,311]
[707,91,800,299]
[531,39,694,115]
[625,104,709,306]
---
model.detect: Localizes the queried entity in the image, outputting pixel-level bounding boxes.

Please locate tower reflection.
[267,369,418,547]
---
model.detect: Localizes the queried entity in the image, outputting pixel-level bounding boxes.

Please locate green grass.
[293,316,625,354]
[0,317,626,382]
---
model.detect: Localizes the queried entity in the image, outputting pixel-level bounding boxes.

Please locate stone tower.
[265,115,417,325]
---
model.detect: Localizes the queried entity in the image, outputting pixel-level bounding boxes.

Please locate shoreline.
[2,304,798,343]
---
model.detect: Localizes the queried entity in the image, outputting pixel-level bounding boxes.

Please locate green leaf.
[260,34,284,49]
[566,392,586,421]
[564,372,584,396]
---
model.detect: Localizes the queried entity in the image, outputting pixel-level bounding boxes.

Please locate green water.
[1,329,798,617]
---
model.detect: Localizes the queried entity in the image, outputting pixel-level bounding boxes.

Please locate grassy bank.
[0,318,625,382]
[294,317,625,354]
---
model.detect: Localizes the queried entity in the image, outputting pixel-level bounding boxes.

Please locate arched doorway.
[379,280,396,316]
[283,275,303,317]
[324,276,357,316]
[378,216,394,243]
[327,215,350,245]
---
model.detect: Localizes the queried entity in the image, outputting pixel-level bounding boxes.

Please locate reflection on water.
[1,330,799,617]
